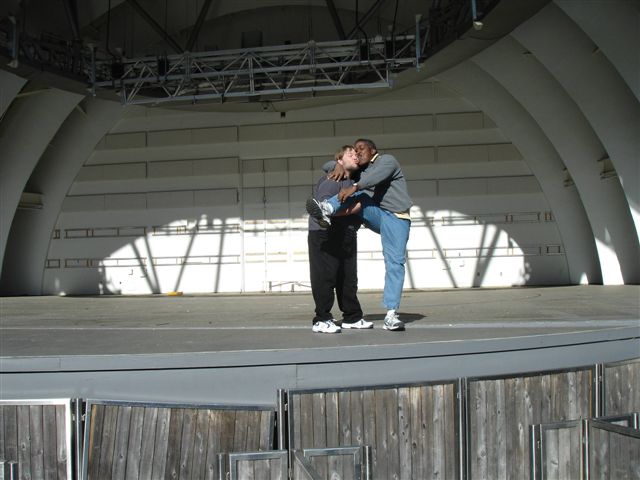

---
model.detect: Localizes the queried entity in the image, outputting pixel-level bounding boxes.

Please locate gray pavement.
[1,285,638,357]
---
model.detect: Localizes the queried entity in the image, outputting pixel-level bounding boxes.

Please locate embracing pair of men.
[307,138,413,334]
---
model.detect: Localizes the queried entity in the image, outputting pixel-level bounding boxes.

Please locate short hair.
[354,138,377,152]
[335,144,354,161]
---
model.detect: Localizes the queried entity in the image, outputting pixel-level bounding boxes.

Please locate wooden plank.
[512,377,526,479]
[374,388,388,480]
[233,410,249,452]
[112,405,132,480]
[432,385,445,480]
[260,410,274,450]
[55,404,68,479]
[220,410,236,453]
[137,407,158,480]
[97,405,118,480]
[409,386,424,480]
[87,405,105,480]
[325,391,341,480]
[300,394,314,451]
[190,409,209,479]
[291,394,302,451]
[504,378,517,480]
[29,405,45,480]
[2,406,18,463]
[125,406,145,480]
[259,411,273,451]
[312,393,327,478]
[178,408,197,479]
[164,408,184,480]
[42,405,57,480]
[151,408,171,480]
[385,388,399,480]
[247,410,263,451]
[471,381,487,479]
[558,425,574,480]
[338,391,352,446]
[361,390,376,477]
[349,391,362,447]
[494,380,506,480]
[423,385,433,480]
[17,405,32,479]
[204,410,222,480]
[441,384,454,479]
[578,369,592,418]
[398,387,411,480]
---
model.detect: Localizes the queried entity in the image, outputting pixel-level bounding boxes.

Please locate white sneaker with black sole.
[341,319,374,329]
[312,319,341,333]
[383,313,405,331]
[306,197,332,228]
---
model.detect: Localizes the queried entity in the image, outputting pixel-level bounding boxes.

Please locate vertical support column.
[459,377,469,480]
[217,453,226,480]
[277,389,288,451]
[0,462,18,480]
[74,398,84,479]
[362,445,372,480]
[581,418,590,480]
[529,424,542,480]
[594,364,604,417]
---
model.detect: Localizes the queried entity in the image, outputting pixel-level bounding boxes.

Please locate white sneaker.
[383,313,405,331]
[312,319,341,333]
[306,198,333,228]
[342,319,373,329]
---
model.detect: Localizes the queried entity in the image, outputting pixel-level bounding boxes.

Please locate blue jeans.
[326,194,410,310]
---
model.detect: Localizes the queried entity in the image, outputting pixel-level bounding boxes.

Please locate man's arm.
[355,154,399,189]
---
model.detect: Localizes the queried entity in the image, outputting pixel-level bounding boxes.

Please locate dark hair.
[354,138,377,152]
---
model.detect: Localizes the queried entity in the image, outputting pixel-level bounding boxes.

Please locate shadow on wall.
[45,199,571,295]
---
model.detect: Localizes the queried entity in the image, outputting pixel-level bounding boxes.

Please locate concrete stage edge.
[1,286,638,406]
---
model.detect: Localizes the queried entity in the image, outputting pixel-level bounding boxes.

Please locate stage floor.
[1,285,638,357]
[1,285,638,404]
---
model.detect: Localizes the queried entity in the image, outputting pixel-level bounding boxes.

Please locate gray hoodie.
[323,153,413,214]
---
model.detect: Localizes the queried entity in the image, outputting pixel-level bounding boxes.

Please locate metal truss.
[91,35,422,105]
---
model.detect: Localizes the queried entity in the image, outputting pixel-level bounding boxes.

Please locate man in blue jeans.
[306,138,412,331]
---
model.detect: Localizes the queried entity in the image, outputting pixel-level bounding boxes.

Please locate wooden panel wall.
[84,403,274,480]
[588,423,640,479]
[0,403,70,480]
[539,423,582,480]
[604,358,640,415]
[467,367,594,480]
[289,382,458,480]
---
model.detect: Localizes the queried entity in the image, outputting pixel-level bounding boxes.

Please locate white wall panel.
[190,126,238,144]
[105,193,147,210]
[335,117,384,137]
[147,191,194,209]
[436,112,484,130]
[147,129,191,147]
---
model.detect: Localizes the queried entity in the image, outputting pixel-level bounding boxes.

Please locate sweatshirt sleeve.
[356,154,399,189]
[322,160,337,173]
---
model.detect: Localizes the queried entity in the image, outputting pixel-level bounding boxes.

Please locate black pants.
[308,227,362,324]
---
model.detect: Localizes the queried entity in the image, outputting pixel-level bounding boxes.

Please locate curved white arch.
[1,98,123,295]
[513,3,640,256]
[0,88,82,276]
[472,35,638,284]
[438,60,601,284]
